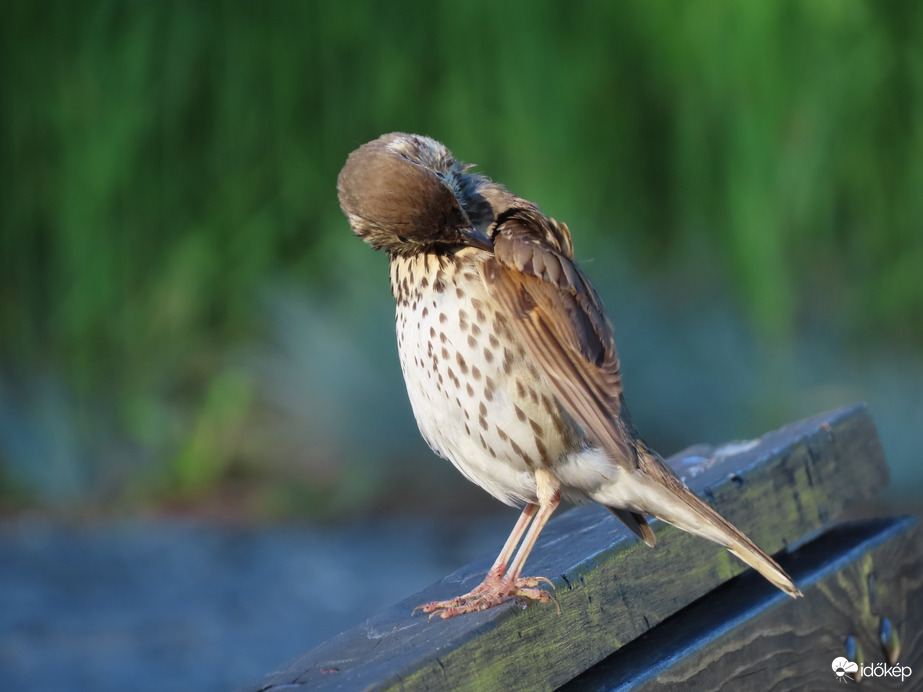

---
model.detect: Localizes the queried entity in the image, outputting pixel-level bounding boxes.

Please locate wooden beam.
[565,516,921,690]
[246,404,889,691]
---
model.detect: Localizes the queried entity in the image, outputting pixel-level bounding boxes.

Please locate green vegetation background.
[2,1,921,518]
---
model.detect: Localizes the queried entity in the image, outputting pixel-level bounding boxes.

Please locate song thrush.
[337,132,801,619]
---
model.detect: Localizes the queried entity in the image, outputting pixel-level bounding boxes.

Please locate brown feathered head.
[337,133,495,256]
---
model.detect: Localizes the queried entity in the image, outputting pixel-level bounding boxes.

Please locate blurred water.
[0,515,513,692]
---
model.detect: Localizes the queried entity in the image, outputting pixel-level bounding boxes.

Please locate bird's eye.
[397,235,409,243]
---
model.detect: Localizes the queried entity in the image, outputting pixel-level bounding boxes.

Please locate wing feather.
[481,211,639,470]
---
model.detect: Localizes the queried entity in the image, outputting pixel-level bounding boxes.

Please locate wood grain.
[565,517,921,691]
[245,404,893,692]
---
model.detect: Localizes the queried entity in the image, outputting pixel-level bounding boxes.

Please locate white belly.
[391,251,577,506]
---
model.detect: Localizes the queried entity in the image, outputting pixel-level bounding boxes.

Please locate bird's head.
[337,133,494,256]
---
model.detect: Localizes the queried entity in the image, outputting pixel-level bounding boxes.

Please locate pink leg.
[485,502,539,578]
[501,492,560,586]
[417,472,561,619]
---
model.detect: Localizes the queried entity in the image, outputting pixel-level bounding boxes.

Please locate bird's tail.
[627,444,803,598]
[669,482,802,597]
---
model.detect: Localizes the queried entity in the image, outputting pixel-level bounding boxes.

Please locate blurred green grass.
[1,1,921,516]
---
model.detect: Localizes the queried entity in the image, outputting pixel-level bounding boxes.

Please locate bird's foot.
[414,574,557,620]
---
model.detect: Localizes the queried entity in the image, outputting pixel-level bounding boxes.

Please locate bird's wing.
[480,209,639,471]
[482,212,801,593]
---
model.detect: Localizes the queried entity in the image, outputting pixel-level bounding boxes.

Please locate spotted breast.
[391,249,581,507]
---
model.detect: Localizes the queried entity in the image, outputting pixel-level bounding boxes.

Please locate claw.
[415,575,557,619]
[516,575,555,590]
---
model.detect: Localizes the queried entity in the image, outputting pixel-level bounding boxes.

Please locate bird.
[337,132,802,619]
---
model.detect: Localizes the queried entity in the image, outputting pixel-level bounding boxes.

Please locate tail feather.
[608,507,657,547]
[689,489,802,597]
[599,441,803,598]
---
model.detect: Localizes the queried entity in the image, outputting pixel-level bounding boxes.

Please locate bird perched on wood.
[337,133,802,619]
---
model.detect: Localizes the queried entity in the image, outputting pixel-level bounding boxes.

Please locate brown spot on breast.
[483,348,494,364]
[514,404,527,423]
[541,394,555,416]
[502,347,514,374]
[439,313,448,324]
[491,316,504,338]
[467,334,477,348]
[441,347,450,360]
[509,439,530,465]
[551,412,573,440]
[471,365,481,381]
[466,382,474,397]
[529,419,543,436]
[496,313,516,339]
[456,352,468,374]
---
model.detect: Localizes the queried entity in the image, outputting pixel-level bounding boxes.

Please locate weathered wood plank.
[564,516,922,691]
[246,404,889,692]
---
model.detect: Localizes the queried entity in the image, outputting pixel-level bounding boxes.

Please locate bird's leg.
[414,503,536,617]
[469,501,540,591]
[418,470,561,619]
[496,474,560,601]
